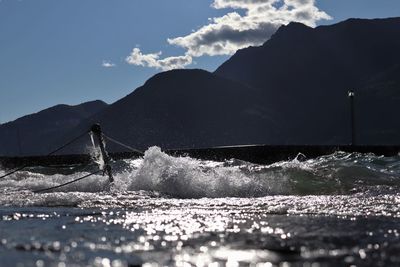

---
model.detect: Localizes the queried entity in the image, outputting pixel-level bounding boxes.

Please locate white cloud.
[102,60,116,68]
[126,48,192,71]
[126,0,331,70]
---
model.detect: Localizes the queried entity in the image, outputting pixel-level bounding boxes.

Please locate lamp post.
[348,90,355,146]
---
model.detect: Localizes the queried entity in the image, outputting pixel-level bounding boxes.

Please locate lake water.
[1,147,400,266]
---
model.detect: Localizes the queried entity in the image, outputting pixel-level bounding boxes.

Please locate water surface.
[1,147,400,266]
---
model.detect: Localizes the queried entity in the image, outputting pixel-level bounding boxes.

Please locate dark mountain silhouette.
[2,17,400,156]
[215,17,400,144]
[57,69,282,154]
[60,17,400,155]
[0,100,108,156]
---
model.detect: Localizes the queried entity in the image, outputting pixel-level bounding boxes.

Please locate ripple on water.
[0,148,400,265]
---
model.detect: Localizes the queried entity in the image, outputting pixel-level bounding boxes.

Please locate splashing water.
[127,147,400,197]
[89,132,105,170]
[1,147,400,266]
[1,146,400,199]
[127,147,291,198]
[0,146,399,211]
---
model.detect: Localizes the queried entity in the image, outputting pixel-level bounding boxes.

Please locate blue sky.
[0,0,399,123]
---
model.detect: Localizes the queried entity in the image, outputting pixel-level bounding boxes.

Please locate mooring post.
[348,90,356,146]
[90,123,114,183]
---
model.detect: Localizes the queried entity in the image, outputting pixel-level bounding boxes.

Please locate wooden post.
[90,123,114,183]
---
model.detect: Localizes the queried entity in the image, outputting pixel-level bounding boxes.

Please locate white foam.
[88,133,105,170]
[1,147,400,200]
[0,171,109,193]
[126,147,289,198]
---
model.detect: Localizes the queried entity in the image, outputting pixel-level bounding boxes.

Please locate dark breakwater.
[1,145,399,169]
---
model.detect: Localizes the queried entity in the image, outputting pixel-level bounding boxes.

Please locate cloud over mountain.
[126,48,192,71]
[126,0,331,70]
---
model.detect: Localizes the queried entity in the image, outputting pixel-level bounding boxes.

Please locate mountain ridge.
[215,16,400,145]
[0,100,108,156]
[54,69,282,154]
[2,17,400,156]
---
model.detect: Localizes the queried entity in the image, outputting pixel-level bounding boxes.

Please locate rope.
[102,133,144,156]
[46,130,89,156]
[0,166,26,180]
[0,130,89,180]
[33,169,102,193]
[1,128,143,188]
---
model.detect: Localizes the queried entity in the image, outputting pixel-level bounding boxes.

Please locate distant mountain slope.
[58,69,282,154]
[215,17,400,144]
[3,17,400,156]
[0,100,108,156]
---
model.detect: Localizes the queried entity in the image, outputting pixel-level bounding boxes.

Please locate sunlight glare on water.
[1,147,400,266]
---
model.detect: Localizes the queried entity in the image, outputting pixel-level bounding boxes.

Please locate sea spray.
[127,146,289,198]
[0,171,108,194]
[126,148,400,197]
[1,147,400,199]
[88,131,105,170]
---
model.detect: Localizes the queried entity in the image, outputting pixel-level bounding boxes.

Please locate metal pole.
[348,90,356,146]
[90,123,114,183]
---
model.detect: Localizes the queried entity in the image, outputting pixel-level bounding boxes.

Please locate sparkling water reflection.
[0,195,400,266]
[0,148,400,266]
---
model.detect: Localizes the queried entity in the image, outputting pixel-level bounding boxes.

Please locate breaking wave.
[1,146,400,200]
